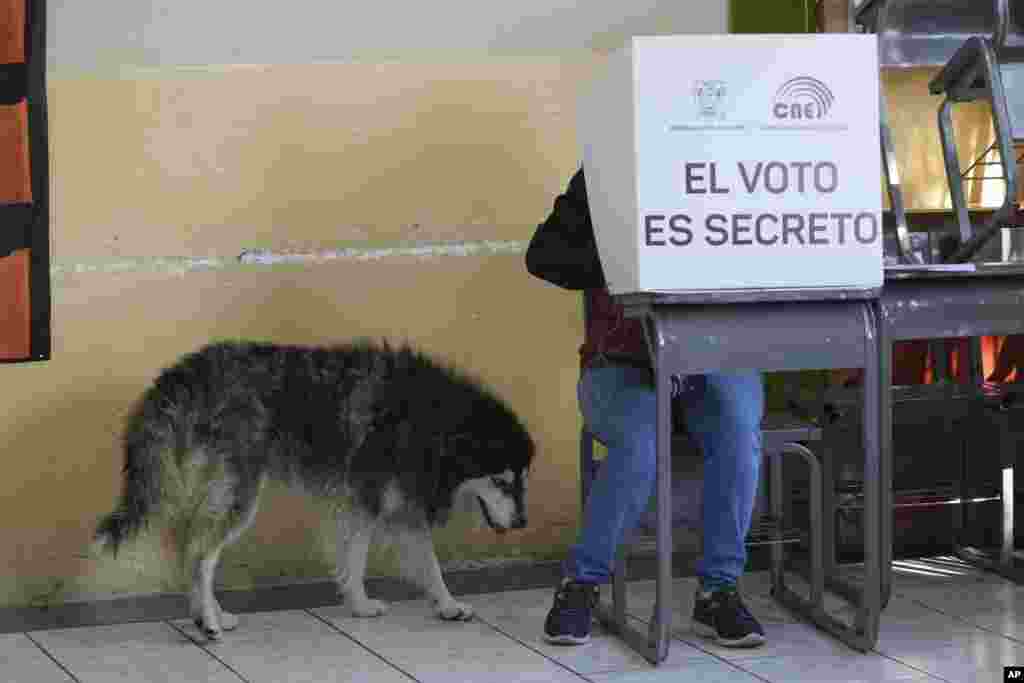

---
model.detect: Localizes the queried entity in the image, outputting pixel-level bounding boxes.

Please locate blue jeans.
[565,366,763,588]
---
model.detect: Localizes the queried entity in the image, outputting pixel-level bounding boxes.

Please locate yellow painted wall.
[2,58,604,606]
[4,0,730,606]
[47,62,593,259]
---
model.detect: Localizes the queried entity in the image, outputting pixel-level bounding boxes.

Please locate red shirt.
[579,288,650,369]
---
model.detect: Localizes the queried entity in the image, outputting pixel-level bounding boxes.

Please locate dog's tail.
[94,393,174,555]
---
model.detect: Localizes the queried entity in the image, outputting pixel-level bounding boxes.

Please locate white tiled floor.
[3,556,1022,683]
[170,610,412,683]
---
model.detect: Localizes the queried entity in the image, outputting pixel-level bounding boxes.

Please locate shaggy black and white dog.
[94,340,534,640]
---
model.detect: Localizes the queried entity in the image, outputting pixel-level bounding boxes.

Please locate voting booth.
[575,34,890,662]
[579,34,883,295]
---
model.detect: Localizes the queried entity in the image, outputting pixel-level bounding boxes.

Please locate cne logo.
[693,80,728,120]
[772,76,835,121]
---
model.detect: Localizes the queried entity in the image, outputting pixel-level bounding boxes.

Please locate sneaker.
[692,587,766,647]
[543,578,598,645]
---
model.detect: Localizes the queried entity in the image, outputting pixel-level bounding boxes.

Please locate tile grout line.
[471,613,598,683]
[22,631,82,683]
[745,576,980,682]
[619,614,777,683]
[303,608,423,683]
[865,581,1023,680]
[867,649,955,683]
[615,587,782,683]
[740,584,958,683]
[759,583,958,682]
[163,620,252,683]
[903,595,1024,645]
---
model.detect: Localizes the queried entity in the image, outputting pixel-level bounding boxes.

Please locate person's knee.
[598,384,657,443]
[701,373,764,432]
[603,421,657,479]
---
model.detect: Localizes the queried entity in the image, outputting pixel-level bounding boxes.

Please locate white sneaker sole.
[543,633,590,645]
[693,621,766,648]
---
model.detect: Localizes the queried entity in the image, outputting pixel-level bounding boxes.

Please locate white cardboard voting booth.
[579,34,882,295]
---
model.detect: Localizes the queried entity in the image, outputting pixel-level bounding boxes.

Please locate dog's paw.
[193,617,222,642]
[350,599,389,618]
[219,610,239,631]
[436,600,474,621]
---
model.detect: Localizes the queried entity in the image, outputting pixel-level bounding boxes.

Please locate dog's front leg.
[396,527,474,621]
[335,513,388,617]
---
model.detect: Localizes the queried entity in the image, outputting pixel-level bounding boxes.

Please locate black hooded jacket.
[525,168,606,291]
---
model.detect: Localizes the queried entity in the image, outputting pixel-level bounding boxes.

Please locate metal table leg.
[951,391,1024,583]
[821,418,838,582]
[984,389,1023,581]
[651,318,673,661]
[1000,462,1022,579]
[878,306,894,609]
[777,302,882,652]
[593,313,673,664]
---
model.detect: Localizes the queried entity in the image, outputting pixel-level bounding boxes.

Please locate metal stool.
[928,0,1024,263]
[854,0,1018,264]
[578,397,825,645]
